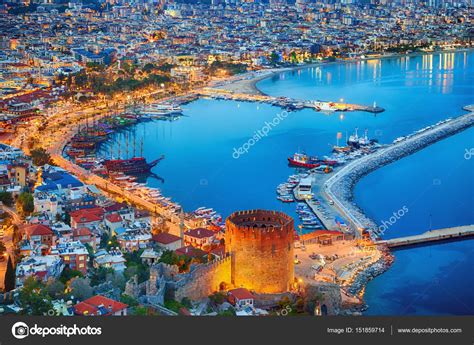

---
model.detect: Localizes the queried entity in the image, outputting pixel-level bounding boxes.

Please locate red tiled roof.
[24,224,53,237]
[228,288,254,301]
[73,227,92,237]
[105,213,122,223]
[103,202,128,213]
[184,228,215,239]
[175,246,207,259]
[300,230,344,241]
[70,207,104,219]
[151,232,181,245]
[71,209,103,224]
[74,295,128,316]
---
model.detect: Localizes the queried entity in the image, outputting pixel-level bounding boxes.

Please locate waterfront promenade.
[51,153,183,228]
[322,108,474,238]
[377,225,474,248]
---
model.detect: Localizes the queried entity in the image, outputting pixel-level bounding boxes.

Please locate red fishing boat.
[288,153,321,169]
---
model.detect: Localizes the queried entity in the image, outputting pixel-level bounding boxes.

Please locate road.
[0,205,22,290]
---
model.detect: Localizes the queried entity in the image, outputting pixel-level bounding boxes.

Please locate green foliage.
[208,61,247,76]
[73,71,88,88]
[270,51,280,65]
[19,277,53,315]
[208,292,226,305]
[124,250,149,284]
[86,62,106,72]
[4,256,15,292]
[132,306,147,315]
[69,277,93,300]
[54,213,62,223]
[164,298,186,313]
[106,270,125,290]
[156,63,174,72]
[217,307,236,316]
[142,63,157,73]
[158,249,179,265]
[89,266,114,286]
[181,297,192,309]
[16,192,34,216]
[64,212,71,226]
[30,148,51,166]
[59,267,83,284]
[157,248,193,272]
[106,235,120,250]
[45,278,65,300]
[120,294,138,307]
[0,191,14,207]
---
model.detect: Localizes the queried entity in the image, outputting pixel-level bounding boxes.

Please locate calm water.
[101,51,474,315]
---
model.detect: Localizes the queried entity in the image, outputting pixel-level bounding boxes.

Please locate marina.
[43,51,474,316]
[197,88,385,114]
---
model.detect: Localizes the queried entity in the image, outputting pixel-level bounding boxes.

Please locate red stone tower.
[225,210,294,294]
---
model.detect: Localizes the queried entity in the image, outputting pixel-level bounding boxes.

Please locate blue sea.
[101,51,474,315]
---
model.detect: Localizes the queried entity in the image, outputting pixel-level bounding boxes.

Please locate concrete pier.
[377,225,474,248]
[198,88,384,114]
[323,109,474,238]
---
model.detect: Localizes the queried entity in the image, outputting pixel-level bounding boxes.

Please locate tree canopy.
[16,192,34,216]
[30,148,51,166]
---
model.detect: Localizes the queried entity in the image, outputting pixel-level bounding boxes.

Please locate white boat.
[314,101,338,112]
[138,103,182,117]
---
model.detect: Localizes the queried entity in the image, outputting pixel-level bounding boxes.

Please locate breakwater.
[324,109,474,238]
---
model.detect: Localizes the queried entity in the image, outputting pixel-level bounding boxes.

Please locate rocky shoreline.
[327,110,474,238]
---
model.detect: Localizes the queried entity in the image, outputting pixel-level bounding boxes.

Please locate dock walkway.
[377,225,474,248]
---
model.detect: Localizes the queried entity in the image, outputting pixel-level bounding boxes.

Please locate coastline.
[213,47,474,96]
[32,48,473,315]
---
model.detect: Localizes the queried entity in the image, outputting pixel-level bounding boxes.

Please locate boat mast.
[117,140,121,160]
[125,133,129,159]
[132,133,136,158]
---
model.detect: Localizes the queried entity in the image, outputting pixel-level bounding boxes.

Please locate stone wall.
[173,256,232,301]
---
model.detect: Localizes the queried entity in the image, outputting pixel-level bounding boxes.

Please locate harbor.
[322,108,474,238]
[35,51,474,316]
